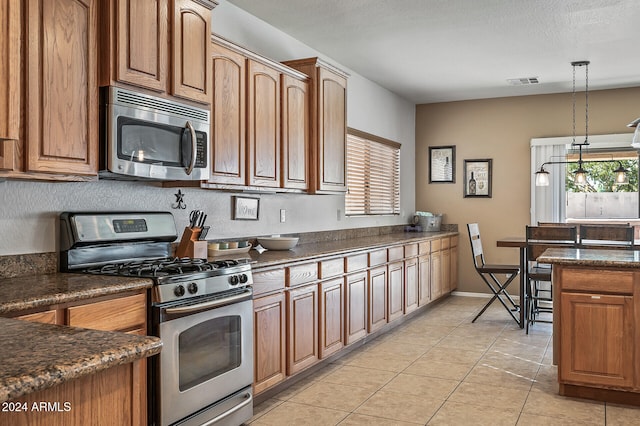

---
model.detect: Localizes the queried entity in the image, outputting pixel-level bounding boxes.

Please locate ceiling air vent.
[507,77,539,86]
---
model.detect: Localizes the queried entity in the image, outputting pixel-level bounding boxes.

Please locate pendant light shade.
[535,167,550,186]
[614,162,629,185]
[573,166,587,185]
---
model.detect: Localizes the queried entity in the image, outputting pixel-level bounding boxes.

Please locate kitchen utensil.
[198,226,210,240]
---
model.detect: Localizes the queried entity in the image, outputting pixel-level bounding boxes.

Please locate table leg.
[519,246,526,328]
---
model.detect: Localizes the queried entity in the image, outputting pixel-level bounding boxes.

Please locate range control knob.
[174,284,185,297]
[187,282,198,294]
[239,274,248,284]
[229,275,239,285]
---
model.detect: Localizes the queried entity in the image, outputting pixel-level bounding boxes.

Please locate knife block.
[175,227,208,259]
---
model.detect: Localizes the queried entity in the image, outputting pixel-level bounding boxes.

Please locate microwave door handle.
[184,121,197,175]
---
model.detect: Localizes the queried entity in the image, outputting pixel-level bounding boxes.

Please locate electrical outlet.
[280,209,286,223]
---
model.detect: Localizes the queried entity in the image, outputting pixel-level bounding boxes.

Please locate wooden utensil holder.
[175,227,208,258]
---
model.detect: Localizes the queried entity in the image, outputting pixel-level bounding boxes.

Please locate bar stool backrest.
[467,223,486,268]
[526,225,578,262]
[579,224,634,249]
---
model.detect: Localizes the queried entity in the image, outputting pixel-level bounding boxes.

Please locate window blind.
[346,128,400,216]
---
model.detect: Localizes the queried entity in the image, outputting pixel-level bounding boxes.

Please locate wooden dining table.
[496,237,527,328]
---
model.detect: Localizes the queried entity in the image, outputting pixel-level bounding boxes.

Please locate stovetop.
[84,257,248,278]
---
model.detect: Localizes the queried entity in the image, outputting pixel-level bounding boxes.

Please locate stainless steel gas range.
[60,212,254,426]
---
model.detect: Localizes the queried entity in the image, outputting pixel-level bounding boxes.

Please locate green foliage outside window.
[566,160,638,192]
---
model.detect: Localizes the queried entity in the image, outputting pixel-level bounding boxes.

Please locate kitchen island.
[538,248,640,406]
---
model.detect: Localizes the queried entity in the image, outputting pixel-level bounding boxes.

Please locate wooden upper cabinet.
[282,58,348,193]
[100,0,168,92]
[281,74,309,190]
[0,0,20,141]
[100,0,214,105]
[247,60,280,187]
[25,0,98,176]
[0,0,19,171]
[170,0,213,104]
[208,41,246,185]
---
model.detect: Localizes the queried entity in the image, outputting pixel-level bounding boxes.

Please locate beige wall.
[416,87,640,295]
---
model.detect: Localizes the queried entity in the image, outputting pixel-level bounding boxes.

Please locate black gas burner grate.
[85,257,242,278]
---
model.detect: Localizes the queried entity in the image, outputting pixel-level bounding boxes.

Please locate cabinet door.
[345,271,367,345]
[247,60,280,187]
[317,67,347,192]
[281,74,309,190]
[253,292,286,394]
[404,257,419,313]
[170,0,212,103]
[449,244,458,292]
[112,0,168,92]
[442,246,451,296]
[286,284,319,375]
[431,249,443,300]
[25,0,98,176]
[418,254,431,306]
[0,0,20,158]
[368,265,387,332]
[388,261,404,322]
[559,292,634,389]
[319,277,344,358]
[209,42,246,185]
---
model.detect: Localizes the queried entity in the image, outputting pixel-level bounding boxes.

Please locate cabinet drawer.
[388,246,404,262]
[404,243,418,258]
[450,235,459,247]
[441,237,450,250]
[560,267,634,294]
[287,262,318,287]
[68,293,146,332]
[431,239,442,252]
[346,253,368,272]
[253,268,285,295]
[418,241,431,255]
[17,309,58,324]
[319,258,344,279]
[369,249,387,266]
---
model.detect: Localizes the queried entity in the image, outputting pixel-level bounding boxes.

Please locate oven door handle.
[164,291,251,315]
[202,392,252,426]
[184,121,197,175]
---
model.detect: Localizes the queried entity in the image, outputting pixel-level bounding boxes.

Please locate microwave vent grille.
[113,88,210,123]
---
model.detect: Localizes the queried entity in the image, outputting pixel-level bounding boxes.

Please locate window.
[565,149,639,219]
[345,128,400,216]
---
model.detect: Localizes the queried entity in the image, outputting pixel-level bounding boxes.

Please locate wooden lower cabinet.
[368,265,388,332]
[253,292,287,394]
[430,247,443,300]
[286,284,319,375]
[442,246,451,296]
[404,257,419,313]
[67,293,146,332]
[16,309,59,324]
[319,277,344,358]
[388,261,404,321]
[449,242,458,292]
[559,292,635,389]
[1,361,143,426]
[345,271,368,345]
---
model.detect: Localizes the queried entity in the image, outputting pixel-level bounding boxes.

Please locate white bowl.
[257,236,299,250]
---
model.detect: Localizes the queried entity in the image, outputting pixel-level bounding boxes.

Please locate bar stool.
[467,223,521,325]
[578,224,634,249]
[525,225,578,333]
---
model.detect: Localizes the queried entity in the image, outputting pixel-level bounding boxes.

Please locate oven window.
[178,315,242,391]
[118,117,182,166]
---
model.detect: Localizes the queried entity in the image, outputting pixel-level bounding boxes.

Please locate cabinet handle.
[591,295,601,299]
[184,121,197,175]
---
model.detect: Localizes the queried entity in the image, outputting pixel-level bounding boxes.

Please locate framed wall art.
[429,146,455,183]
[232,196,260,220]
[463,159,492,198]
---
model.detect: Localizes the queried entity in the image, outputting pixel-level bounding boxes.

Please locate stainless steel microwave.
[101,86,210,180]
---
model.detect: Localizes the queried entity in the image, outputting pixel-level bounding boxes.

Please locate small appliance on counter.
[410,212,443,232]
[59,211,254,426]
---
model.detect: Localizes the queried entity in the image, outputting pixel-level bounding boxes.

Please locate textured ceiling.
[227,0,640,104]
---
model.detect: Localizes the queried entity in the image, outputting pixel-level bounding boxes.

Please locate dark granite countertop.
[538,247,640,268]
[216,231,458,269]
[0,273,153,314]
[0,317,161,402]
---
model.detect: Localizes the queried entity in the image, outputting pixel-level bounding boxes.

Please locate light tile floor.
[249,295,640,425]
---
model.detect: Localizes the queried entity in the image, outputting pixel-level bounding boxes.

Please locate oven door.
[156,290,253,426]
